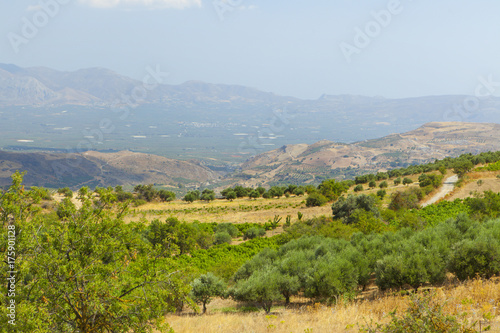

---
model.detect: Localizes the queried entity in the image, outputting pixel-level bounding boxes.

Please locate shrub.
[447,235,500,281]
[354,184,364,192]
[377,189,387,199]
[215,223,239,237]
[306,193,328,207]
[57,187,73,198]
[402,177,413,185]
[214,232,232,245]
[243,227,266,240]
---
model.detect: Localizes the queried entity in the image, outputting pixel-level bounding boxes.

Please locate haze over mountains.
[2,64,500,159]
[1,64,500,189]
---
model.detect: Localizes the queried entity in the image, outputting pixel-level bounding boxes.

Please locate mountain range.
[237,122,500,186]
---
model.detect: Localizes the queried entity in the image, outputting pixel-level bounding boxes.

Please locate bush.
[388,188,422,211]
[243,227,266,240]
[57,187,73,198]
[214,232,232,245]
[447,235,500,281]
[379,181,388,189]
[215,223,239,237]
[354,184,364,192]
[402,177,413,185]
[306,193,328,207]
[377,189,387,199]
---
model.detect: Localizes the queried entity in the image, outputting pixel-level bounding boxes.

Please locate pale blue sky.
[1,0,499,99]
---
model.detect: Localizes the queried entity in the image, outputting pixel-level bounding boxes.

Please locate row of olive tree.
[202,213,500,313]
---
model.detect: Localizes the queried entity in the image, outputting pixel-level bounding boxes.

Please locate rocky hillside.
[238,122,500,186]
[0,150,218,189]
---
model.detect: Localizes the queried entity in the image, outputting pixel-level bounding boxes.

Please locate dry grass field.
[165,278,500,333]
[447,171,500,201]
[125,196,331,224]
[123,173,429,225]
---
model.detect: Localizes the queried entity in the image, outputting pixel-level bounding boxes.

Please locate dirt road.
[421,175,459,207]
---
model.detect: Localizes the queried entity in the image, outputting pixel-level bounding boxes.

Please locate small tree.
[225,190,237,201]
[354,184,364,192]
[376,189,387,199]
[201,189,216,202]
[214,231,232,245]
[379,181,388,189]
[231,269,283,313]
[453,159,473,178]
[249,190,260,199]
[190,273,226,314]
[306,193,328,207]
[402,177,413,185]
[183,193,195,203]
[394,177,402,186]
[243,227,266,240]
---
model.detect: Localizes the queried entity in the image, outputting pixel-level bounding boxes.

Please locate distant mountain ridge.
[0,64,294,106]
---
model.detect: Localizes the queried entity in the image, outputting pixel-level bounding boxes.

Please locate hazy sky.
[1,0,499,99]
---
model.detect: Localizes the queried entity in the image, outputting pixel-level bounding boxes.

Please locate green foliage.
[379,181,388,189]
[201,189,216,202]
[244,227,266,240]
[402,177,413,185]
[447,234,500,281]
[249,189,261,199]
[0,174,187,332]
[215,223,239,237]
[331,194,380,225]
[230,268,284,313]
[376,240,446,291]
[477,160,500,171]
[190,273,226,313]
[214,231,232,245]
[145,217,213,255]
[418,173,444,188]
[134,184,158,202]
[416,200,470,227]
[453,159,474,178]
[377,189,387,199]
[57,187,73,198]
[354,184,364,192]
[389,188,422,211]
[317,179,349,201]
[394,177,402,185]
[464,191,500,220]
[306,193,328,207]
[158,189,176,202]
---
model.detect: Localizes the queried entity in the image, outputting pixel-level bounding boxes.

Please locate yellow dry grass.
[447,171,500,200]
[164,278,500,333]
[125,196,331,224]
